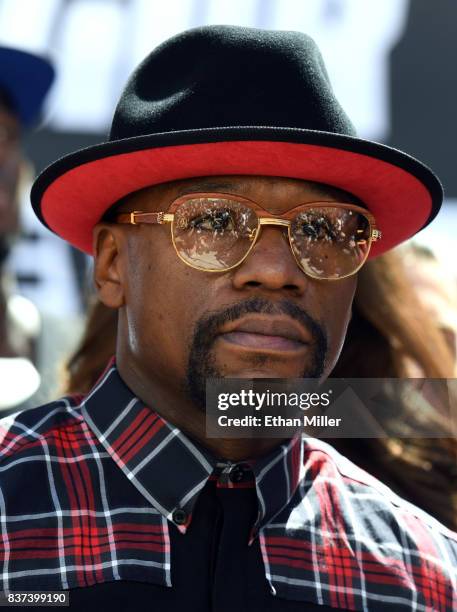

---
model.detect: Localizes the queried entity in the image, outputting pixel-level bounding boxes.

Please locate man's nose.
[230,226,309,293]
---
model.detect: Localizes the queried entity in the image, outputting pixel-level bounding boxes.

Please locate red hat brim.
[31,128,442,256]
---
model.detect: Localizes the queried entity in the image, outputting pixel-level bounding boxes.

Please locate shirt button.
[172,509,187,525]
[229,464,247,483]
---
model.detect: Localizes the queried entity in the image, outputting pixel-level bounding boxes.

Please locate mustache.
[185,297,328,411]
[190,296,327,354]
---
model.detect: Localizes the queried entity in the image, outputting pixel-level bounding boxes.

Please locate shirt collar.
[82,363,304,538]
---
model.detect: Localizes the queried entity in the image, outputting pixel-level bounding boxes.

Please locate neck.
[117,353,287,462]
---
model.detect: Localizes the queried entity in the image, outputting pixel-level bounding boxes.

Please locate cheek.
[123,231,211,374]
[319,278,357,360]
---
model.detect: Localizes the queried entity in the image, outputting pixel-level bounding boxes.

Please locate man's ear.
[93,224,126,309]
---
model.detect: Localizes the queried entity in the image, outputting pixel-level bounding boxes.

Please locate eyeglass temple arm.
[115,212,173,225]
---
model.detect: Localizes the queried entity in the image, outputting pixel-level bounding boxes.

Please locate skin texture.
[93,175,357,461]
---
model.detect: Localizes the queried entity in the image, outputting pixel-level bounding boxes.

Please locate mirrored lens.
[290,207,372,279]
[172,198,259,270]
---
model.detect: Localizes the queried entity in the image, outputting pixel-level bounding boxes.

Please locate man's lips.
[217,316,311,352]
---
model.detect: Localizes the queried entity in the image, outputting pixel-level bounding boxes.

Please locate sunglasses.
[115,192,382,280]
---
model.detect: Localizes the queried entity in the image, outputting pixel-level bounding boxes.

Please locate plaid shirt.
[0,363,456,611]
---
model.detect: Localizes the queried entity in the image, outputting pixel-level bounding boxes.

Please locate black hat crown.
[110,25,356,141]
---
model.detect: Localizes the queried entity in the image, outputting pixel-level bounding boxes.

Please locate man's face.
[0,104,21,258]
[96,175,357,408]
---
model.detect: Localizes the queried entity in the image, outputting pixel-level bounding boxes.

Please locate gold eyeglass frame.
[115,192,382,280]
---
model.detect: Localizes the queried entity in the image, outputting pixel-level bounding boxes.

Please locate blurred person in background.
[0,46,54,413]
[333,247,457,530]
[1,25,456,610]
[401,243,457,372]
[63,248,457,532]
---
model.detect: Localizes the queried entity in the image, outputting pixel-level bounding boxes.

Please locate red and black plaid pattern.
[0,364,456,610]
[260,444,457,610]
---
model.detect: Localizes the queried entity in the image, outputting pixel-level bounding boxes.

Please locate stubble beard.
[184,297,328,411]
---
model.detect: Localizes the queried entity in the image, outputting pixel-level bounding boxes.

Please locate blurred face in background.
[0,97,21,264]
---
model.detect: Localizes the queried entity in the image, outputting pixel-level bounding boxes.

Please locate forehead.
[112,175,361,214]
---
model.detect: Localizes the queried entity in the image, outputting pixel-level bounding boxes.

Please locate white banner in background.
[0,0,409,139]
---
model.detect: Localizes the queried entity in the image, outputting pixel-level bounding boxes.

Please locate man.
[0,46,54,412]
[1,26,456,611]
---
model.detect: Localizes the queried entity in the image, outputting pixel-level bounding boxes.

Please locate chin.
[213,342,319,379]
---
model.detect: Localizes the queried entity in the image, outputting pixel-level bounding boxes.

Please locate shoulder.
[0,395,86,466]
[298,437,457,544]
[261,437,457,609]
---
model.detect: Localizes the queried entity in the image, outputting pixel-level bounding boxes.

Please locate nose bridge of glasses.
[258,217,290,228]
[244,221,303,279]
[249,218,290,243]
[252,220,292,254]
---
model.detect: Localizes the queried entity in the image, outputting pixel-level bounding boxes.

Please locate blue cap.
[0,46,55,125]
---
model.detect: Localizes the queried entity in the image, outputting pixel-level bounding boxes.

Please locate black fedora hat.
[31,25,442,255]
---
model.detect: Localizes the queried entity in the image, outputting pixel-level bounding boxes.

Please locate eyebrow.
[175,179,249,197]
[306,183,365,207]
[174,178,365,208]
